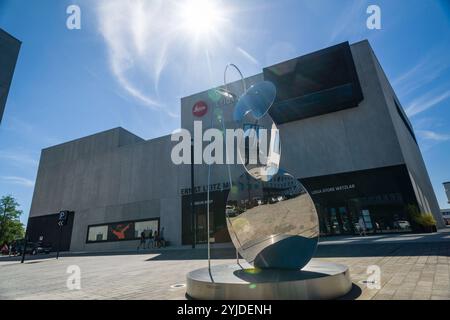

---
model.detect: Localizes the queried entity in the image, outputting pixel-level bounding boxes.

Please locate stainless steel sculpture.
[186,64,351,300]
[226,68,319,269]
[226,171,319,269]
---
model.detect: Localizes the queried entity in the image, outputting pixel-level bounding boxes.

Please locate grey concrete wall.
[0,29,21,123]
[445,183,450,204]
[369,42,445,228]
[30,128,182,251]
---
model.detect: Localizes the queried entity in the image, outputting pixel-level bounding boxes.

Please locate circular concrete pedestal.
[186,259,352,300]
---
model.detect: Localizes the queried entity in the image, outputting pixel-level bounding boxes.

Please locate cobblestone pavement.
[1,230,449,300]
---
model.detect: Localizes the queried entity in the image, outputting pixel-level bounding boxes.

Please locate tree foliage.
[0,195,25,245]
[406,203,437,228]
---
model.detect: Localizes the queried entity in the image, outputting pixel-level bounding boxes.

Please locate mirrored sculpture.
[226,171,319,269]
[237,107,281,182]
[186,63,351,301]
[223,64,319,270]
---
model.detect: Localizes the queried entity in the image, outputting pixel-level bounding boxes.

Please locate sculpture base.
[186,259,352,300]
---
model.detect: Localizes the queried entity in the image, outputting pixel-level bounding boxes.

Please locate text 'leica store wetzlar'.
[27,40,445,252]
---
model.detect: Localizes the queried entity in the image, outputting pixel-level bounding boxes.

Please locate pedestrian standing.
[137,231,146,251]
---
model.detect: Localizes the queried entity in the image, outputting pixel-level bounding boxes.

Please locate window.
[135,220,159,238]
[264,42,363,124]
[87,225,108,242]
[86,218,160,243]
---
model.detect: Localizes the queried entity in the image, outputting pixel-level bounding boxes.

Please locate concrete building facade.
[0,28,21,124]
[28,40,444,252]
[444,182,450,204]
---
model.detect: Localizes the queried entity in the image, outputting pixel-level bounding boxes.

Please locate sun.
[178,0,226,39]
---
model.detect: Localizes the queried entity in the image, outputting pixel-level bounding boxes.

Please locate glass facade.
[263,41,363,124]
[182,191,230,245]
[86,219,159,243]
[27,211,75,251]
[181,165,421,244]
[301,165,417,236]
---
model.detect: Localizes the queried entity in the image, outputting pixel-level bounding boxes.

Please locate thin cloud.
[406,89,450,117]
[97,0,162,109]
[236,47,259,66]
[166,110,180,119]
[1,176,35,188]
[417,130,450,142]
[392,61,426,87]
[3,117,60,146]
[0,151,38,168]
[396,64,450,97]
[328,1,367,43]
[392,46,450,97]
[411,117,445,133]
[111,60,161,107]
[96,0,250,118]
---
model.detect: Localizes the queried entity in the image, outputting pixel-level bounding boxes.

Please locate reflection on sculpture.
[226,171,319,269]
[234,81,280,183]
[225,72,320,270]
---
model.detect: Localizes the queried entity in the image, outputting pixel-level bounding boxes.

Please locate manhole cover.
[358,280,377,285]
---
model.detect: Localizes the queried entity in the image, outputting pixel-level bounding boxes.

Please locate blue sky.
[0,0,449,224]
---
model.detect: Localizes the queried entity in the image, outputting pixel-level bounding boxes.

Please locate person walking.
[154,230,159,248]
[147,229,153,249]
[137,231,146,251]
[160,227,166,248]
[358,217,367,236]
[10,240,16,256]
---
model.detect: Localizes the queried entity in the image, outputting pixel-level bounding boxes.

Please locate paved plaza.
[1,229,449,300]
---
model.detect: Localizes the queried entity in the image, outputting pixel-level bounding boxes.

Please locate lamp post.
[20,220,28,264]
[191,138,196,249]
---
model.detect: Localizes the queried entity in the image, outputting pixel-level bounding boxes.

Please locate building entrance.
[195,205,215,244]
[182,190,231,245]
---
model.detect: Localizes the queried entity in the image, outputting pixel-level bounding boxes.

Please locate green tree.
[0,195,25,245]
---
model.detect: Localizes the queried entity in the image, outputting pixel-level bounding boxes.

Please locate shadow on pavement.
[0,248,239,263]
[2,231,449,263]
[338,284,362,300]
[315,241,450,258]
[185,284,362,300]
[145,248,240,261]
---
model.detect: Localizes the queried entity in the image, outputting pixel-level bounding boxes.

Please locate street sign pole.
[56,210,69,260]
[56,222,63,260]
[20,228,28,264]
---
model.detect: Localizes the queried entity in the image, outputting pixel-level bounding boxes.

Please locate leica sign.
[192,101,208,117]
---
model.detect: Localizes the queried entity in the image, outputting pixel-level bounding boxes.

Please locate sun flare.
[178,0,226,39]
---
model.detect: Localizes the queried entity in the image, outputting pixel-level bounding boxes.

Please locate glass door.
[326,206,354,235]
[327,208,341,235]
[196,210,207,244]
[338,207,353,234]
[195,206,215,244]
